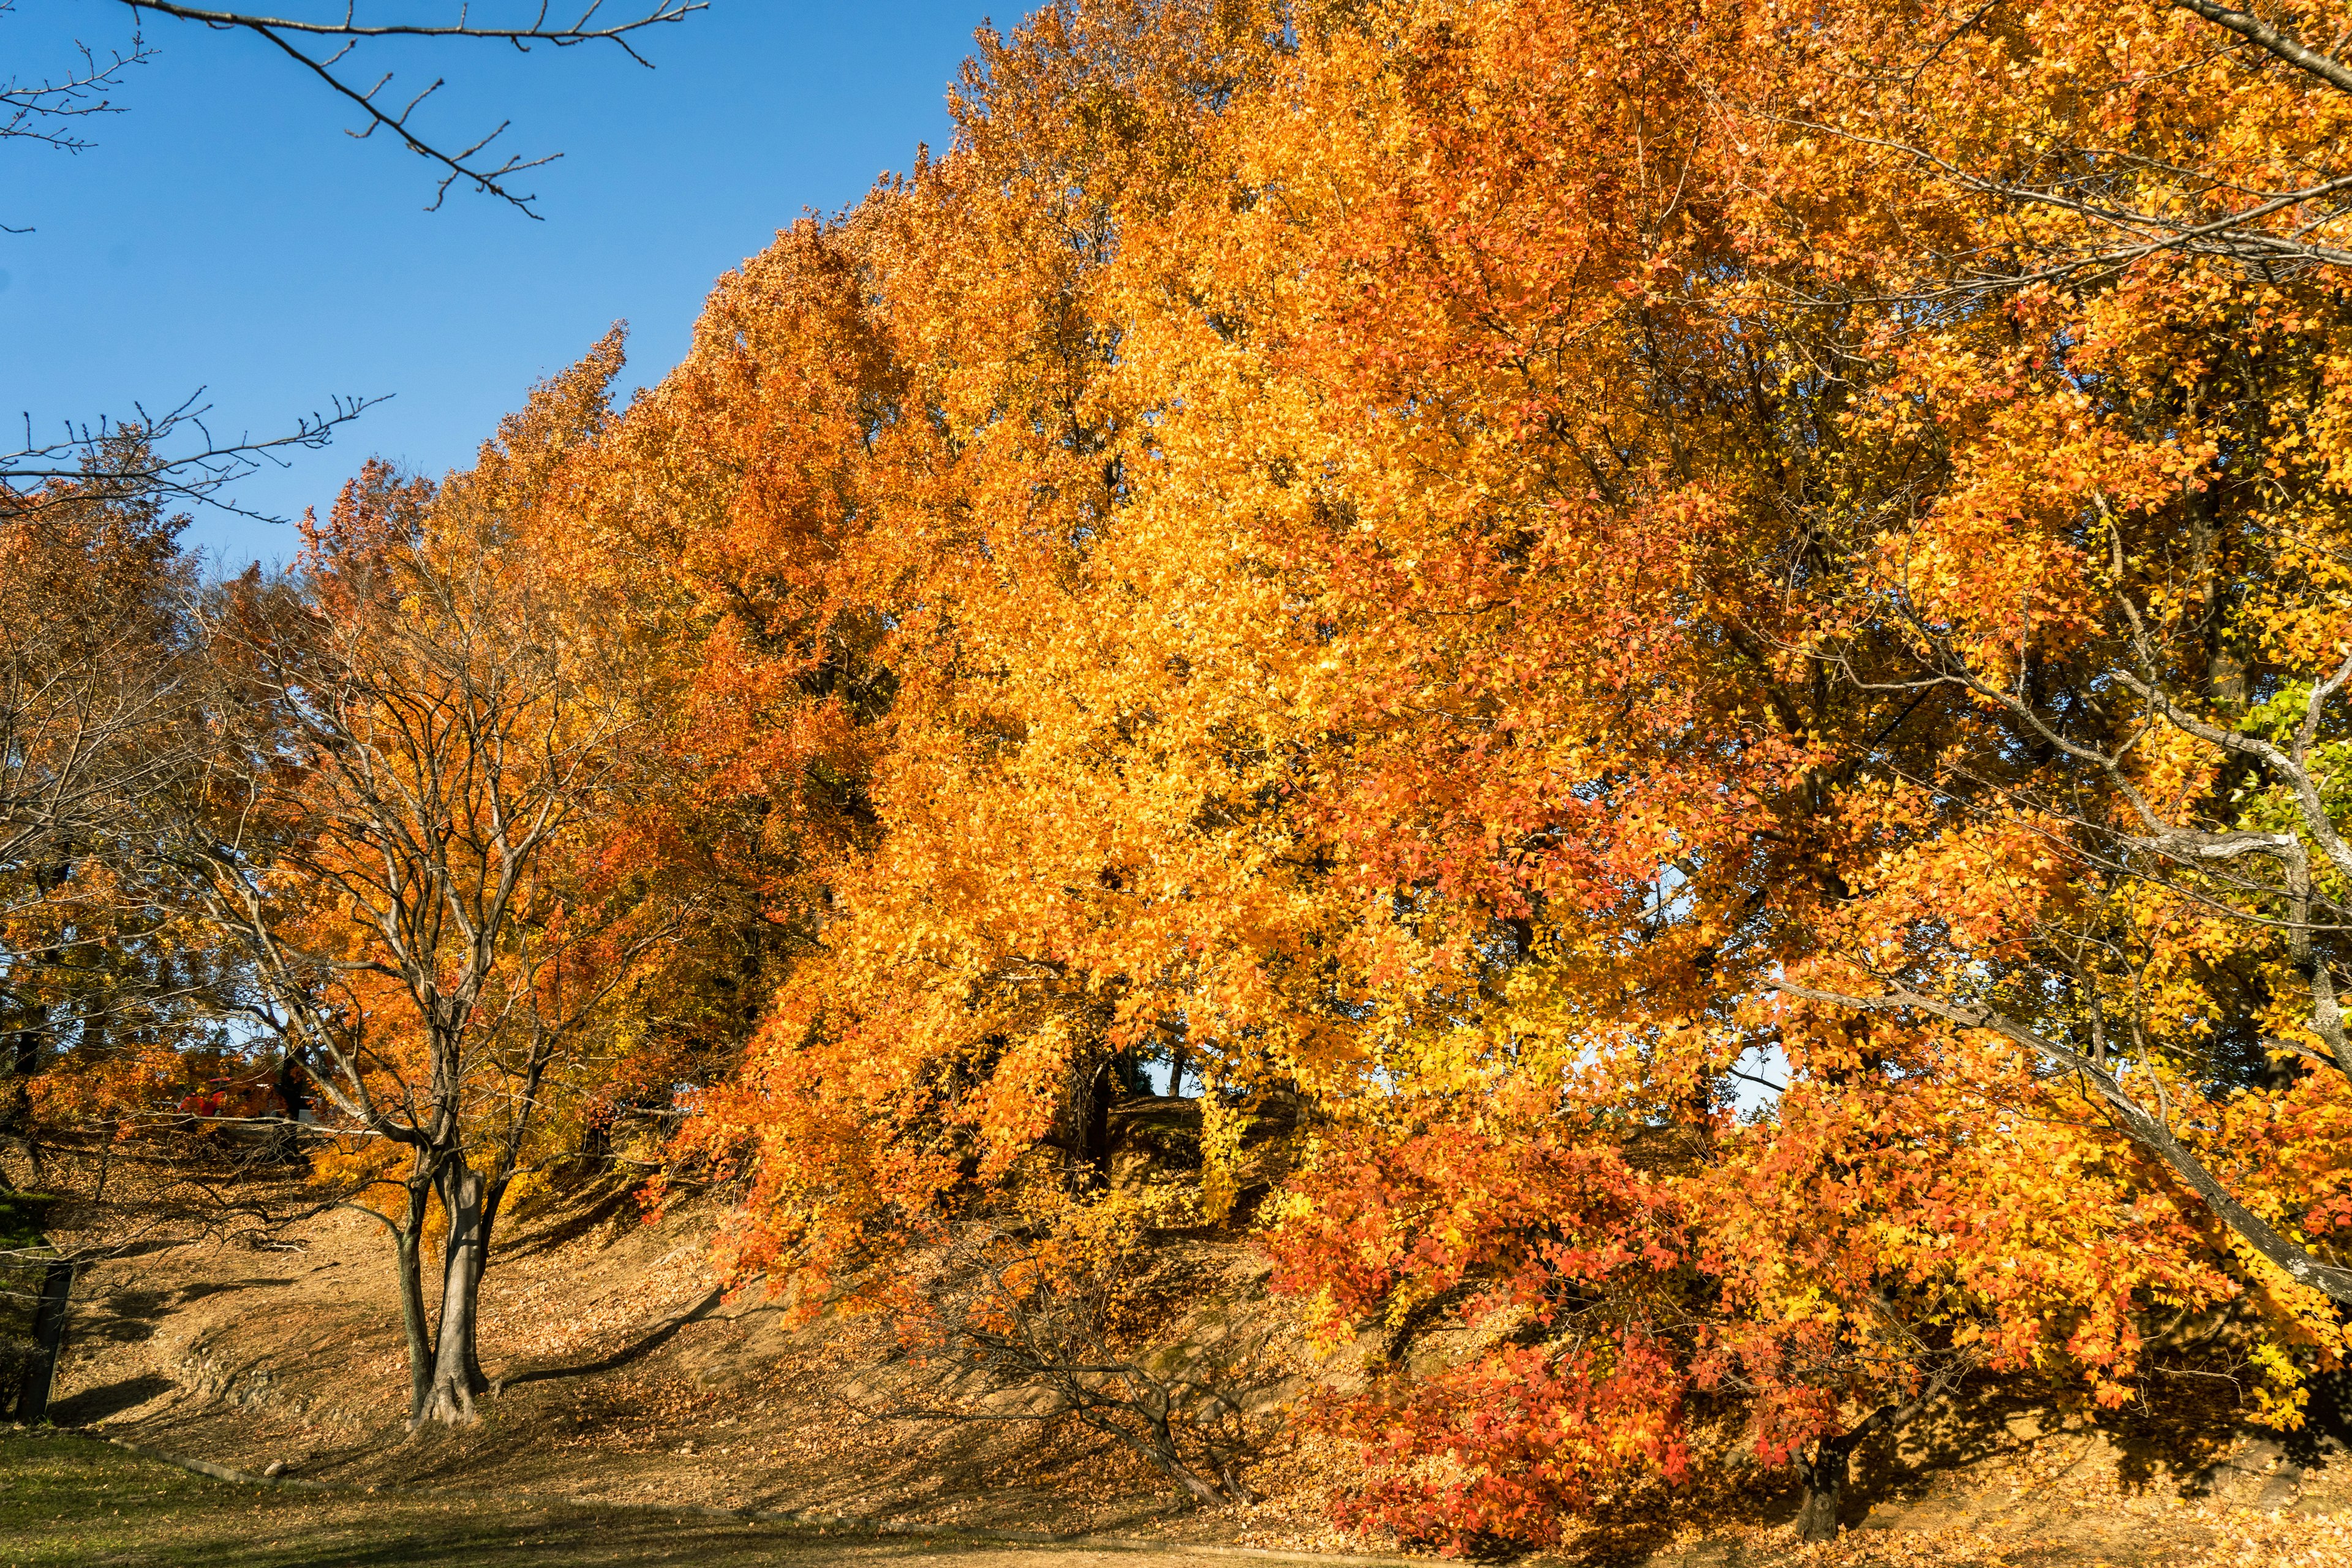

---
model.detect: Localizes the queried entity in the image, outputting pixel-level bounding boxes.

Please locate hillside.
[33,1133,1353,1551]
[14,5,2352,1565]
[17,1129,2351,1568]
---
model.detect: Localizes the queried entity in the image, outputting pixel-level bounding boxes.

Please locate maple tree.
[134,355,691,1427]
[1738,0,2352,1293]
[12,0,2352,1547]
[627,0,2351,1542]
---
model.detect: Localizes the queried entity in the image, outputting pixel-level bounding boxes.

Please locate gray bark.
[417,1161,488,1427]
[1795,1436,1850,1543]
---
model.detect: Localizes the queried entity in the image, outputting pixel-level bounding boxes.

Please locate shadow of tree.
[496,1287,725,1390]
[50,1372,173,1424]
[494,1177,645,1266]
[176,1278,296,1303]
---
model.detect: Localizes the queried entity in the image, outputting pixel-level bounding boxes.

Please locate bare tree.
[148,464,669,1426]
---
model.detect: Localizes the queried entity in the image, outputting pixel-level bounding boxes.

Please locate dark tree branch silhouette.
[2,394,384,524]
[4,3,707,518]
[0,1,150,167]
[115,2,709,216]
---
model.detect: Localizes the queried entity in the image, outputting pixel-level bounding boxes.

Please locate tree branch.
[117,2,707,215]
[1770,977,2352,1304]
[2173,0,2352,94]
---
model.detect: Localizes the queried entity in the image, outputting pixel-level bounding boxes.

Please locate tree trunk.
[1135,1406,1229,1506]
[459,1175,517,1398]
[2,1008,47,1169]
[1788,1362,1978,1543]
[272,1049,310,1160]
[415,1161,489,1427]
[394,1178,434,1425]
[1082,1061,1114,1185]
[9,1016,40,1077]
[1796,1432,1856,1543]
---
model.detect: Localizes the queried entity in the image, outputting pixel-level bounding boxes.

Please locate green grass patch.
[0,1194,60,1256]
[0,1430,1009,1567]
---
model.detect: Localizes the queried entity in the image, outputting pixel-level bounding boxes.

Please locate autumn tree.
[674,0,1376,1294]
[1215,0,2352,1537]
[899,0,2347,1538]
[146,362,679,1425]
[1741,0,2352,1292]
[557,238,916,1156]
[394,0,2352,1542]
[0,458,228,1170]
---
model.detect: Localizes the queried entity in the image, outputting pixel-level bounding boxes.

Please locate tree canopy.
[12,0,2352,1546]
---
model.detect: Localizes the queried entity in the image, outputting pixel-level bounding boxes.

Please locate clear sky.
[4,1,987,571]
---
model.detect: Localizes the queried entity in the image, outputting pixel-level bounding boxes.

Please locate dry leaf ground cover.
[24,1164,2352,1567]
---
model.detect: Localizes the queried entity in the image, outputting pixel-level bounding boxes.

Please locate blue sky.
[4,1,986,570]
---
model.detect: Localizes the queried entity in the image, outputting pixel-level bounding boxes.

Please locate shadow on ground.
[50,1373,176,1425]
[0,1430,1229,1568]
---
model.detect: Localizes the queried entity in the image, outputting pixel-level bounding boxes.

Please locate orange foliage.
[50,0,2344,1537]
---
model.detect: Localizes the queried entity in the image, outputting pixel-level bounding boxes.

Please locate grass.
[0,1193,60,1254]
[0,1429,1149,1568]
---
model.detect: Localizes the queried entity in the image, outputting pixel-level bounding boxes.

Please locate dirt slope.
[43,1171,1352,1553]
[30,1163,2352,1568]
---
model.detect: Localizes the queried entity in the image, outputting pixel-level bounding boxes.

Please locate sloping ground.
[22,1147,2352,1568]
[1551,1411,2352,1567]
[0,1428,1326,1568]
[42,1163,1357,1555]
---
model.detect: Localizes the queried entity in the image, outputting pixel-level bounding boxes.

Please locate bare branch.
[2,393,385,524]
[122,2,706,49]
[0,4,153,179]
[2173,0,2352,95]
[116,2,707,216]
